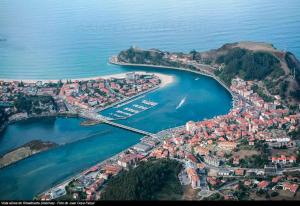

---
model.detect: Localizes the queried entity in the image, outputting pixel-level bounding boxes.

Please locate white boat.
[176,96,186,109]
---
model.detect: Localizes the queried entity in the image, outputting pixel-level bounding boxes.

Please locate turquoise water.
[0,0,300,79]
[0,67,232,200]
[0,0,299,200]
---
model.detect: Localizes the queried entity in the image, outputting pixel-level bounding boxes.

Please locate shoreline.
[108,57,234,98]
[36,59,237,200]
[0,71,174,133]
[2,60,235,200]
[0,140,58,170]
[0,71,174,88]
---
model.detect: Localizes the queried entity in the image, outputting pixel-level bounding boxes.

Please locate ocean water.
[0,0,300,200]
[0,0,300,79]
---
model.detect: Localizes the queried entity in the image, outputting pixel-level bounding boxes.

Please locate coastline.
[1,59,235,200]
[0,140,58,170]
[108,57,234,98]
[0,71,174,88]
[0,71,174,133]
[36,58,237,200]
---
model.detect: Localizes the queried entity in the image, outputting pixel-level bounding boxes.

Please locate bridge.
[79,112,156,137]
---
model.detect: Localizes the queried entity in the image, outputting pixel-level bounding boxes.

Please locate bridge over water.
[79,112,156,137]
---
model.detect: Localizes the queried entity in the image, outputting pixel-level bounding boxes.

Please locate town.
[0,72,161,131]
[39,76,300,201]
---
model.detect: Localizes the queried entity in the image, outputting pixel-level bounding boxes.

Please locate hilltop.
[117,42,300,107]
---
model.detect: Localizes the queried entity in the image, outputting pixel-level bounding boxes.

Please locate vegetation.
[101,159,183,200]
[289,126,300,140]
[251,84,274,102]
[118,47,197,71]
[0,108,8,127]
[285,52,300,85]
[14,94,57,114]
[233,181,250,200]
[240,154,268,168]
[118,45,300,103]
[215,48,282,85]
[240,142,269,168]
[203,193,224,200]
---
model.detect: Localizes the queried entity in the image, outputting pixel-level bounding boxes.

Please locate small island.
[0,140,58,169]
[0,72,170,168]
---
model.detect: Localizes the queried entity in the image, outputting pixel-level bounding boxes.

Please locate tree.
[101,159,182,200]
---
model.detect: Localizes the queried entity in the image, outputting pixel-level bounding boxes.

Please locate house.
[103,164,122,176]
[195,146,209,156]
[218,141,237,150]
[218,169,231,176]
[186,153,198,164]
[186,121,197,134]
[207,177,218,186]
[282,182,299,193]
[257,181,270,190]
[186,167,200,189]
[233,156,240,165]
[244,180,252,186]
[271,155,296,165]
[272,176,283,183]
[234,169,245,176]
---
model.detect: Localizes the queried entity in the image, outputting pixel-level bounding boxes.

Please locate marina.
[104,99,159,120]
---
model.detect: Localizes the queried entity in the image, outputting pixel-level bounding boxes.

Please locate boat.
[176,96,187,109]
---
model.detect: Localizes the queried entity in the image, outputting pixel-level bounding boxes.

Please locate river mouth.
[0,66,232,200]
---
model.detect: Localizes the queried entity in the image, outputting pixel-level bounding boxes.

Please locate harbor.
[105,99,158,120]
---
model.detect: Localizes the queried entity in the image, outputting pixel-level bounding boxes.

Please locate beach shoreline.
[0,71,174,89]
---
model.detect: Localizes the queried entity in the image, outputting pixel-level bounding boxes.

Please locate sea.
[0,0,299,200]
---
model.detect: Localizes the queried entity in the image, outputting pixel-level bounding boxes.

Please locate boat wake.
[176,96,187,110]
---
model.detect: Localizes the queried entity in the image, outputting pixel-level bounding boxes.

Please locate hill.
[100,159,183,200]
[117,42,300,106]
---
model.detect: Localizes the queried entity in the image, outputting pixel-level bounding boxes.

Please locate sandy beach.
[0,71,174,89]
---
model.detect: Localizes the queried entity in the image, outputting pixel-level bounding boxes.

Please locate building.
[126,72,136,80]
[50,188,66,199]
[218,141,237,150]
[234,169,245,176]
[186,167,200,189]
[195,146,209,156]
[204,155,220,167]
[282,182,299,193]
[117,154,139,168]
[264,165,277,176]
[186,121,197,134]
[271,155,296,165]
[218,169,231,176]
[133,143,152,152]
[257,181,270,190]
